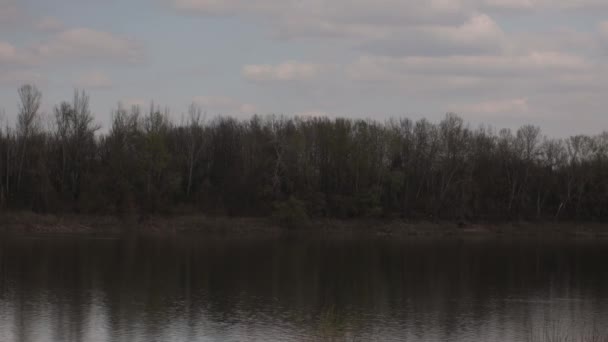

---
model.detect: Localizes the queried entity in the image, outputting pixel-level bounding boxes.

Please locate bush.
[272,197,310,228]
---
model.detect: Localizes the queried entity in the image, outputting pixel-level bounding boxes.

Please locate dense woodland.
[0,84,607,222]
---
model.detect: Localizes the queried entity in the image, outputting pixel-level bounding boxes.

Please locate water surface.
[0,234,607,341]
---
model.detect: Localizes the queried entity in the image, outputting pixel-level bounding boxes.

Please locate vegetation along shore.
[2,85,608,234]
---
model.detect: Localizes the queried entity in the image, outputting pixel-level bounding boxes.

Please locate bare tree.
[53,90,100,201]
[0,109,5,207]
[515,125,541,213]
[54,101,72,194]
[16,84,42,191]
[185,103,206,197]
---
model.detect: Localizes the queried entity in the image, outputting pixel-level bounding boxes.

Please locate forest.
[0,84,607,222]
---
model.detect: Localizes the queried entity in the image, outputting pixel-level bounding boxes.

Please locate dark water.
[0,234,607,342]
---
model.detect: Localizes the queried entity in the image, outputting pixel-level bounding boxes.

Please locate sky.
[1,0,608,136]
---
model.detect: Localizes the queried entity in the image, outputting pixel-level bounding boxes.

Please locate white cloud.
[172,0,471,39]
[0,28,144,67]
[239,103,257,113]
[346,52,589,82]
[600,21,608,35]
[483,0,608,10]
[243,61,324,82]
[75,71,113,89]
[169,0,608,135]
[358,13,505,56]
[597,21,608,46]
[509,29,596,55]
[451,98,530,114]
[0,41,20,64]
[173,0,467,20]
[171,0,608,44]
[482,0,536,10]
[0,41,39,66]
[35,28,143,64]
[171,0,608,52]
[427,13,504,47]
[193,95,256,114]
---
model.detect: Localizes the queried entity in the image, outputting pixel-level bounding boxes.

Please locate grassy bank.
[2,211,608,238]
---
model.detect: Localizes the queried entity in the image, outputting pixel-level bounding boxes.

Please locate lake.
[0,234,607,341]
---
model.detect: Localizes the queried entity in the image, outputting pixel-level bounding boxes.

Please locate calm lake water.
[0,234,607,342]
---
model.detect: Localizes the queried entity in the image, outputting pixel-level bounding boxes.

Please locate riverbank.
[2,211,608,238]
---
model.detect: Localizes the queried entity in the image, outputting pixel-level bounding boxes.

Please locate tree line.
[0,84,607,222]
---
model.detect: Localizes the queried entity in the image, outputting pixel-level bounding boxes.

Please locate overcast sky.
[1,0,608,136]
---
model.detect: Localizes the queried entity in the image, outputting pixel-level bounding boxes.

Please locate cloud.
[0,0,21,27]
[193,95,256,115]
[239,103,257,113]
[600,21,608,36]
[171,0,608,48]
[36,17,65,32]
[75,71,113,89]
[295,110,331,118]
[0,41,20,64]
[34,28,144,64]
[425,13,504,49]
[183,0,472,23]
[346,51,589,82]
[451,98,530,114]
[0,27,144,67]
[169,0,606,136]
[171,0,608,44]
[509,28,597,56]
[0,70,45,87]
[482,0,608,11]
[597,21,608,44]
[243,61,324,82]
[358,13,505,56]
[481,0,536,10]
[121,98,148,108]
[172,0,471,39]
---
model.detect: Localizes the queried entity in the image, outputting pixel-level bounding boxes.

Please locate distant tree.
[16,84,42,192]
[4,84,608,222]
[184,103,206,198]
[53,90,100,207]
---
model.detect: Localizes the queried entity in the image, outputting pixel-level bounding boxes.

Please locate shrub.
[272,197,310,228]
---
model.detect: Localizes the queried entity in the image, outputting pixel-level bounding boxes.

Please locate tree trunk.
[187,153,194,197]
[17,137,28,192]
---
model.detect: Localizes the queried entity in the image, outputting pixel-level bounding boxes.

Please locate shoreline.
[2,212,608,238]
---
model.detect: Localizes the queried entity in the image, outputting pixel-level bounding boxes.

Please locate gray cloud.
[193,95,256,116]
[2,0,608,137]
[481,0,608,11]
[36,17,65,32]
[0,28,144,67]
[242,61,326,82]
[171,0,608,42]
[172,0,471,39]
[34,28,144,64]
[345,52,590,82]
[0,70,46,87]
[449,98,530,115]
[75,71,113,89]
[0,0,22,29]
[356,13,505,57]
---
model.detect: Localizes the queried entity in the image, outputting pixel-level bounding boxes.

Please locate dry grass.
[1,211,608,238]
[527,321,608,342]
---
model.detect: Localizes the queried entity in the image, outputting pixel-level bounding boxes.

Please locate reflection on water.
[0,234,607,341]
